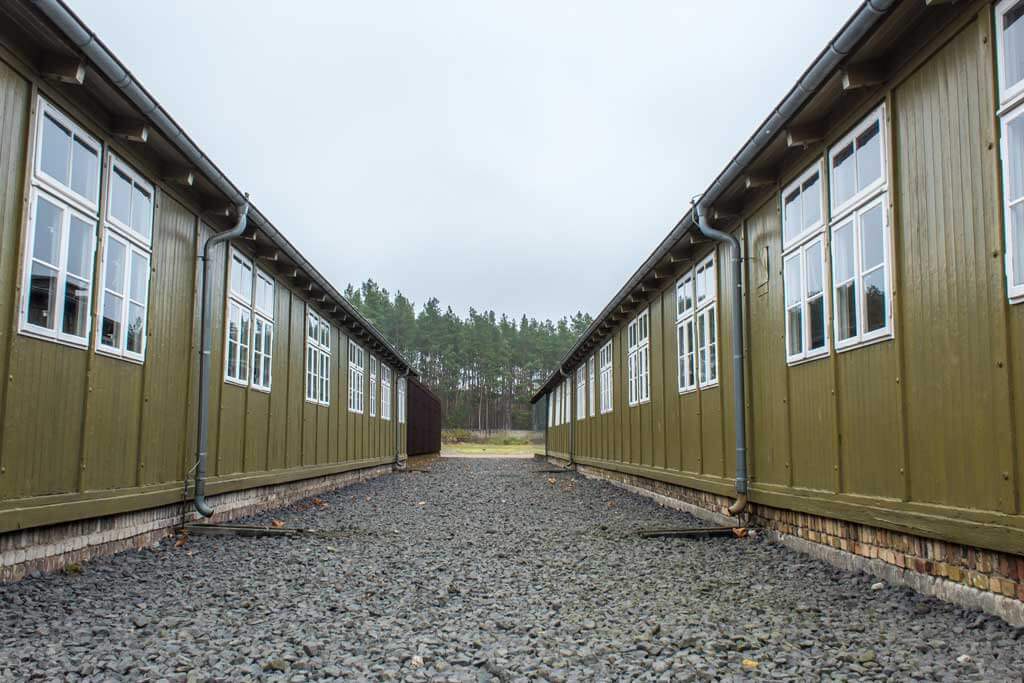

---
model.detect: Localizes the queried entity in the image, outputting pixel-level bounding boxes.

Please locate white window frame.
[250,270,275,391]
[18,98,102,349]
[32,98,101,215]
[587,355,596,418]
[781,159,830,365]
[381,364,392,420]
[627,308,650,406]
[828,104,887,221]
[564,379,572,423]
[369,355,378,417]
[676,271,696,394]
[223,249,275,390]
[397,376,407,424]
[305,308,331,406]
[830,195,893,350]
[96,156,154,363]
[576,366,586,421]
[18,188,97,347]
[996,0,1024,111]
[783,234,830,364]
[348,339,365,413]
[781,160,826,252]
[599,339,613,414]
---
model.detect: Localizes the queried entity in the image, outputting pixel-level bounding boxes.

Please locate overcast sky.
[70,0,859,323]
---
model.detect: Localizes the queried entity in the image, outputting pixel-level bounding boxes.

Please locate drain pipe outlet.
[694,202,748,516]
[194,199,250,518]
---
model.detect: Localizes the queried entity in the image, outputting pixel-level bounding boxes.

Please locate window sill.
[95,346,145,365]
[835,331,893,355]
[698,382,720,391]
[17,326,90,351]
[251,385,272,395]
[678,386,697,396]
[786,350,829,368]
[225,376,248,388]
[348,407,364,415]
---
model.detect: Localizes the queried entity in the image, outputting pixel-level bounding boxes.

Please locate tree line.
[344,280,591,430]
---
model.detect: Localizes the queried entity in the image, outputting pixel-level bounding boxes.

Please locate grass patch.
[442,442,535,455]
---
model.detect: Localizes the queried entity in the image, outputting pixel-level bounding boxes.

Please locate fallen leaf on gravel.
[547,477,556,485]
[270,519,286,528]
[174,534,188,548]
[312,498,328,508]
[607,501,617,508]
[417,501,427,506]
[742,659,758,670]
[732,527,748,538]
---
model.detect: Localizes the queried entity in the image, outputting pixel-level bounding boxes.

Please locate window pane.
[832,143,855,208]
[126,302,145,353]
[833,222,855,283]
[805,241,824,297]
[855,121,882,192]
[783,188,801,244]
[131,184,152,240]
[67,216,93,280]
[110,168,132,225]
[1008,116,1024,202]
[40,114,71,186]
[70,138,98,201]
[1005,1,1024,92]
[802,173,821,229]
[130,251,148,302]
[28,262,58,329]
[63,275,89,338]
[263,327,273,386]
[707,308,717,380]
[864,268,888,333]
[860,205,885,270]
[1013,203,1024,286]
[33,197,62,266]
[239,310,250,379]
[101,291,123,347]
[787,307,803,356]
[784,255,802,307]
[836,282,857,341]
[808,296,826,351]
[105,238,126,294]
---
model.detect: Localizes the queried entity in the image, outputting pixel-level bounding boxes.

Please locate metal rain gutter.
[30,0,415,376]
[529,0,898,404]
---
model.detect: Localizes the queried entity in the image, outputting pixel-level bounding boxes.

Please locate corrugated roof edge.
[30,0,418,377]
[529,0,898,405]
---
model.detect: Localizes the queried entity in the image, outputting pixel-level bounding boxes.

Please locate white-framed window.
[348,339,365,413]
[677,254,718,391]
[564,378,572,423]
[781,160,829,364]
[827,106,892,349]
[576,366,585,421]
[369,355,378,417]
[627,308,650,406]
[997,0,1024,110]
[784,236,829,363]
[33,98,101,214]
[599,340,613,414]
[829,105,886,220]
[587,355,596,418]
[305,308,330,405]
[831,196,892,348]
[397,376,407,424]
[548,389,554,427]
[381,365,392,420]
[97,156,153,362]
[998,2,1024,303]
[782,162,824,249]
[19,98,101,348]
[224,250,275,390]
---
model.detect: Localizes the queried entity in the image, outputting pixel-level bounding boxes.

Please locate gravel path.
[1,457,1023,681]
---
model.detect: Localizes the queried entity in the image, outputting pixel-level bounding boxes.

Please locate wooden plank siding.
[543,9,1024,556]
[0,53,407,534]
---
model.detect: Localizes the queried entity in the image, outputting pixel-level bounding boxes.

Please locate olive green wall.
[0,55,406,533]
[546,8,1024,555]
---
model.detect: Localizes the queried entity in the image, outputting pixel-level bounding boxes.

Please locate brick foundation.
[0,463,391,582]
[552,457,1024,627]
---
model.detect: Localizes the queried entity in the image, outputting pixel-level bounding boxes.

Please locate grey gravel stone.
[1,457,1023,681]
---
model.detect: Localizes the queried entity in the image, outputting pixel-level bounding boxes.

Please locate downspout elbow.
[194,199,250,519]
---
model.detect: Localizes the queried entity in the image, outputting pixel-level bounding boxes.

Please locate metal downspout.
[194,200,249,518]
[694,202,748,516]
[395,369,409,469]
